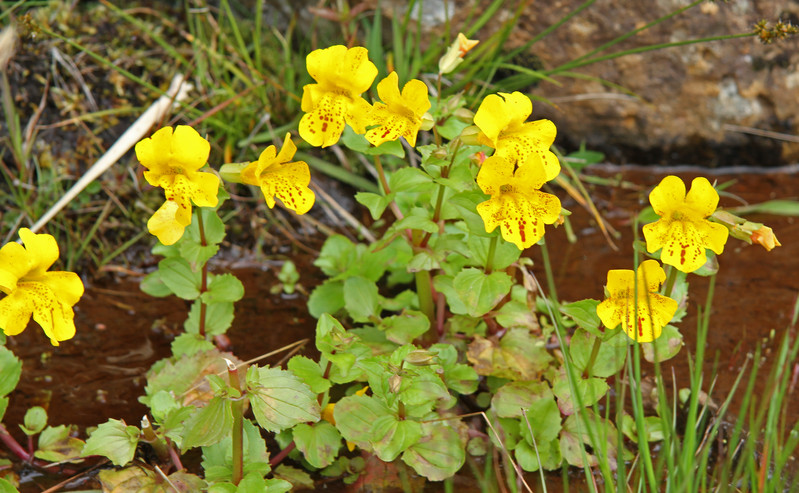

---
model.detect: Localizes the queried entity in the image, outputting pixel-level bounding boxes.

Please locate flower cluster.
[0,229,84,346]
[298,45,431,150]
[473,92,562,249]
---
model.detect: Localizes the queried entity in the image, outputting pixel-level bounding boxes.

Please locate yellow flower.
[0,229,84,346]
[476,156,561,249]
[596,260,678,343]
[750,225,781,251]
[473,91,560,181]
[438,32,479,74]
[240,134,315,215]
[365,72,431,148]
[642,176,729,273]
[135,126,220,245]
[299,45,378,148]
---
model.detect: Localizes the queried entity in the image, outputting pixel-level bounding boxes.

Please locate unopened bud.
[438,33,479,74]
[751,225,781,251]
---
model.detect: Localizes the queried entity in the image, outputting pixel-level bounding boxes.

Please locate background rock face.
[457,0,799,166]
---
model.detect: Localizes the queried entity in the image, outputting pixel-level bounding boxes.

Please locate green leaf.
[515,437,562,472]
[466,328,553,381]
[390,213,439,234]
[35,425,84,462]
[20,406,47,435]
[401,421,465,481]
[171,332,215,357]
[0,397,7,423]
[181,396,233,451]
[560,299,602,337]
[246,366,320,432]
[552,374,609,415]
[341,126,405,157]
[159,257,201,300]
[292,421,342,469]
[185,301,235,336]
[448,191,493,237]
[491,381,553,419]
[389,167,434,193]
[729,199,799,216]
[468,235,521,271]
[333,394,391,452]
[287,356,331,394]
[139,270,173,297]
[308,280,345,319]
[343,276,381,323]
[203,274,245,303]
[570,328,627,378]
[0,479,17,493]
[371,415,422,461]
[179,240,220,269]
[0,346,22,397]
[380,310,429,345]
[642,325,684,363]
[399,371,452,417]
[560,411,620,469]
[355,192,392,220]
[565,148,604,171]
[81,419,139,466]
[453,268,512,317]
[519,397,562,444]
[191,208,226,244]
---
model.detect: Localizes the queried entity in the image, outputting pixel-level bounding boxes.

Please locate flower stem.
[484,236,498,274]
[374,155,391,195]
[140,416,169,463]
[0,424,31,462]
[197,210,208,339]
[225,359,244,486]
[662,265,678,298]
[581,336,602,380]
[415,269,436,326]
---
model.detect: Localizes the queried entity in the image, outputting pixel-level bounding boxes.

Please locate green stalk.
[580,337,602,379]
[197,210,208,339]
[226,359,244,486]
[484,235,498,274]
[415,269,435,326]
[662,265,678,298]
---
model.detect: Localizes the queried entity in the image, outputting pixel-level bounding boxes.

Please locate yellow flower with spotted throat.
[240,134,315,215]
[473,91,560,181]
[365,72,430,148]
[476,156,561,250]
[299,45,378,148]
[596,260,678,343]
[643,176,728,273]
[136,126,220,245]
[0,229,84,346]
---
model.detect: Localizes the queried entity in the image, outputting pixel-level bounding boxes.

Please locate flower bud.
[438,33,479,74]
[751,225,781,251]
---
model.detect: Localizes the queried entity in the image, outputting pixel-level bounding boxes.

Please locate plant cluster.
[1,1,797,492]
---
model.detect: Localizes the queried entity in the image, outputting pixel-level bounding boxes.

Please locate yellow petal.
[19,228,59,276]
[401,79,431,117]
[474,94,510,147]
[189,171,221,208]
[171,125,211,172]
[376,72,402,106]
[636,260,666,294]
[596,297,622,332]
[29,286,75,346]
[477,190,561,249]
[648,175,686,217]
[604,268,634,299]
[0,241,30,293]
[306,45,377,96]
[148,200,187,246]
[41,271,84,306]
[275,133,298,164]
[498,92,533,129]
[476,156,515,196]
[0,289,33,336]
[135,126,174,173]
[346,96,375,135]
[299,93,349,147]
[684,177,719,217]
[261,162,315,215]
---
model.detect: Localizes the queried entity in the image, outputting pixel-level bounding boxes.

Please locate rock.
[443,0,799,166]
